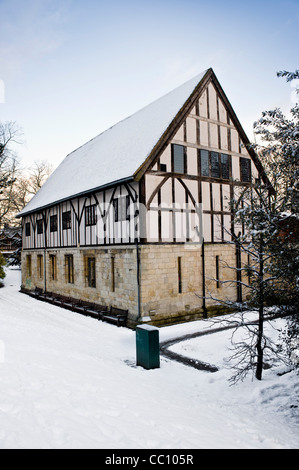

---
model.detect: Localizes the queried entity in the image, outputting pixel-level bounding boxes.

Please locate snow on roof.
[18,70,208,217]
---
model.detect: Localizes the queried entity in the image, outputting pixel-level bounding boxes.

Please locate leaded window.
[172,144,185,174]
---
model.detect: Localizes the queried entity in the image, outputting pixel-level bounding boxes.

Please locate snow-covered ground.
[0,268,298,449]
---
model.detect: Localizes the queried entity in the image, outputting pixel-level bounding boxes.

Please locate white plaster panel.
[232,156,240,180]
[199,90,208,118]
[175,179,186,207]
[213,215,222,242]
[187,147,198,176]
[161,208,172,241]
[203,213,211,242]
[222,184,230,211]
[173,124,184,142]
[160,178,172,206]
[160,146,171,168]
[186,117,197,144]
[220,126,228,150]
[199,120,209,146]
[202,182,210,211]
[147,208,159,241]
[223,215,231,241]
[218,99,227,123]
[231,128,239,153]
[209,123,218,149]
[145,174,164,204]
[212,183,221,211]
[208,83,218,121]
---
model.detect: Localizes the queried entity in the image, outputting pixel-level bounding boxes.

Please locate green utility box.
[136,325,160,370]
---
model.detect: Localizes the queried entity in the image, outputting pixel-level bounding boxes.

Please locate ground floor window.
[37,254,43,279]
[111,256,115,292]
[65,254,74,284]
[49,254,57,281]
[216,255,220,288]
[178,256,182,293]
[86,256,96,288]
[26,255,32,278]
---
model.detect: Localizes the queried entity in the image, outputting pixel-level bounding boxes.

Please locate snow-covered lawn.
[0,268,298,449]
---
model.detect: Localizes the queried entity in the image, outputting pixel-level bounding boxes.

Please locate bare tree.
[26,160,53,196]
[0,159,53,226]
[0,121,22,229]
[196,182,285,382]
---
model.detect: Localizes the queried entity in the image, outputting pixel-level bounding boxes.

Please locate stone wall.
[21,246,139,326]
[21,242,247,328]
[138,243,240,326]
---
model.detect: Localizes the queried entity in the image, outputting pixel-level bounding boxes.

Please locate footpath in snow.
[0,268,298,449]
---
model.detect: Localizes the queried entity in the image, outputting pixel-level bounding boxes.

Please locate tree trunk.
[256,239,264,381]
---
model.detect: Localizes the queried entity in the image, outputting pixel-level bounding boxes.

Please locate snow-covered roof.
[17,70,208,217]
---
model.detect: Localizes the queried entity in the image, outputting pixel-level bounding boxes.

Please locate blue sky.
[0,0,298,168]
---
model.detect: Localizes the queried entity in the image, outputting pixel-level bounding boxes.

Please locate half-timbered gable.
[137,75,269,248]
[18,69,273,327]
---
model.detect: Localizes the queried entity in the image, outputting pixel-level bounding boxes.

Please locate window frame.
[200,150,231,180]
[49,254,57,281]
[62,211,71,230]
[211,152,221,179]
[50,214,58,233]
[26,255,32,278]
[37,254,43,279]
[240,157,251,183]
[65,254,74,284]
[25,222,31,237]
[113,195,130,222]
[86,256,96,288]
[220,153,230,180]
[172,144,186,174]
[200,149,209,177]
[36,219,43,235]
[85,204,97,227]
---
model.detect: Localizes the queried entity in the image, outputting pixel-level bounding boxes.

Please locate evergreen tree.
[198,70,299,380]
[253,70,299,370]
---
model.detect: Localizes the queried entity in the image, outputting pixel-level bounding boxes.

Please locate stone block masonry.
[21,246,139,327]
[21,242,242,328]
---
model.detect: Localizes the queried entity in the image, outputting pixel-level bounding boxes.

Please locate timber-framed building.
[17,69,272,327]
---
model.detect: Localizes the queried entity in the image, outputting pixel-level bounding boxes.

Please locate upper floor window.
[240,157,251,182]
[211,152,220,178]
[36,219,43,234]
[85,205,97,226]
[172,144,186,174]
[221,154,230,180]
[50,215,58,232]
[62,211,71,230]
[200,150,231,180]
[25,222,31,237]
[113,196,130,222]
[200,150,209,177]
